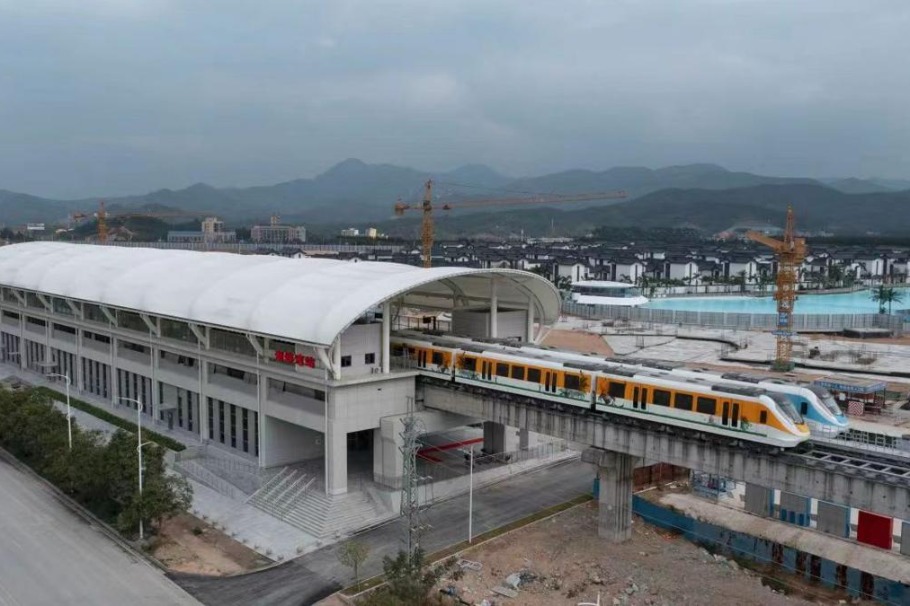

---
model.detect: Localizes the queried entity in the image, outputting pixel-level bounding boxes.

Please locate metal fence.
[416,440,568,485]
[562,301,905,333]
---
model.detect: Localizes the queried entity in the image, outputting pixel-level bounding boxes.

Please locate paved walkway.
[172,459,595,606]
[0,450,200,606]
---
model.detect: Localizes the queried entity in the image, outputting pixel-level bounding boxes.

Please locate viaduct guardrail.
[420,381,910,520]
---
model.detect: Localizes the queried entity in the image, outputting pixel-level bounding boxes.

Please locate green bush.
[34,387,186,451]
[0,388,192,538]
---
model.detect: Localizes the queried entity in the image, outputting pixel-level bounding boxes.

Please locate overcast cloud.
[1,0,908,197]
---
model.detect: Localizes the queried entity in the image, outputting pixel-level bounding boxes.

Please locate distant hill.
[2,160,909,236]
[821,177,893,194]
[367,183,910,239]
[869,178,910,192]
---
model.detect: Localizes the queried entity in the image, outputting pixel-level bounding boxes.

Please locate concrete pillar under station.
[483,421,518,454]
[583,448,642,543]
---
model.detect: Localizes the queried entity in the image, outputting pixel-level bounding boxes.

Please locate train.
[614,362,849,437]
[392,332,810,448]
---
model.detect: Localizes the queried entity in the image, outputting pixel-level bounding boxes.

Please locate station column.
[583,448,640,543]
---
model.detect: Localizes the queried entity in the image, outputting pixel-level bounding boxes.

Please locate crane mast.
[395,179,627,268]
[746,206,807,371]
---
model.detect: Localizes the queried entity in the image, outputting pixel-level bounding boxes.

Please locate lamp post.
[118,396,152,540]
[46,372,72,450]
[461,446,475,544]
[35,361,72,451]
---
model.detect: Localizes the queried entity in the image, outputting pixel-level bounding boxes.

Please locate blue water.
[644,290,882,315]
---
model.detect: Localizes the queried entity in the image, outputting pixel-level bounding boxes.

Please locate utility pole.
[399,398,427,563]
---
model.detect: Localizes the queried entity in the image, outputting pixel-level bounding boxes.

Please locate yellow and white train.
[392,333,810,448]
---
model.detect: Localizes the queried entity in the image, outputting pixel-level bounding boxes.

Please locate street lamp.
[43,370,73,451]
[34,361,73,451]
[118,396,153,540]
[461,446,475,543]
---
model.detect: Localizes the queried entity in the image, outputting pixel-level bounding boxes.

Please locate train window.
[564,374,581,391]
[462,356,476,372]
[432,351,444,366]
[674,393,693,411]
[527,368,541,383]
[760,410,768,424]
[696,397,716,415]
[608,381,626,399]
[496,363,509,377]
[652,389,671,406]
[511,365,525,380]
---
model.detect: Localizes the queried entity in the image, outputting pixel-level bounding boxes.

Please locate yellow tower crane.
[746,206,807,371]
[394,179,627,268]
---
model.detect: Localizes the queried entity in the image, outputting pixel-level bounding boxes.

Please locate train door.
[721,401,730,426]
[418,350,427,368]
[544,371,557,393]
[731,403,740,428]
[799,400,809,416]
[483,361,493,381]
[632,386,640,409]
[640,388,648,411]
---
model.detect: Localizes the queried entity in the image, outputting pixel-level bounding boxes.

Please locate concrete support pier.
[483,421,517,453]
[584,448,641,543]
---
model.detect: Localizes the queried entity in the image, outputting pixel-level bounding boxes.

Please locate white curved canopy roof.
[0,243,560,347]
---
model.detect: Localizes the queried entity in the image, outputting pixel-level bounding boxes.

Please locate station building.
[0,242,560,496]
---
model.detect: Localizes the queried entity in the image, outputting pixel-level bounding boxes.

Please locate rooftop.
[0,242,560,348]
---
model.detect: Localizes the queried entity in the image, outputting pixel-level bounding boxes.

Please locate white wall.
[452,308,529,341]
[261,415,324,467]
[339,322,381,378]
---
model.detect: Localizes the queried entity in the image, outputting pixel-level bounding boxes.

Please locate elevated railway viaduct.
[420,380,910,542]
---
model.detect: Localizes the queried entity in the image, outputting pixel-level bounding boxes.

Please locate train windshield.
[806,385,843,416]
[769,393,804,425]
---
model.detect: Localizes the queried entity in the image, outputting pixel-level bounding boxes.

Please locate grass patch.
[340,493,593,598]
[34,386,186,452]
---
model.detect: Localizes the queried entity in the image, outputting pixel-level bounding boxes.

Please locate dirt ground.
[152,512,271,576]
[542,329,614,356]
[428,501,860,606]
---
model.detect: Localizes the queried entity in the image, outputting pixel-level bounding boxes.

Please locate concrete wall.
[452,308,528,341]
[261,415,324,467]
[339,322,382,378]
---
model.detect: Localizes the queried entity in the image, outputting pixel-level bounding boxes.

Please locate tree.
[359,549,450,606]
[338,540,371,586]
[737,270,747,294]
[871,285,904,314]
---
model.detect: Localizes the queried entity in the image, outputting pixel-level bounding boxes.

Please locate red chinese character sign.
[274,351,316,368]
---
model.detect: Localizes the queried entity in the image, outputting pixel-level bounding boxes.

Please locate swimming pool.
[644,290,883,315]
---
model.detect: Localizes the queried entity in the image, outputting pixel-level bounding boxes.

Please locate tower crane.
[745,206,807,371]
[394,179,627,268]
[71,201,212,243]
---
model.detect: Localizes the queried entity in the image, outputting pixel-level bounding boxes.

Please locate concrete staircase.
[248,469,391,538]
[174,459,245,500]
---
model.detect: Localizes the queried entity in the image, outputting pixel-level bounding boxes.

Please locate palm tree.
[871,285,904,314]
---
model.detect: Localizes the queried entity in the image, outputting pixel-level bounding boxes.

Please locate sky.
[1,0,909,198]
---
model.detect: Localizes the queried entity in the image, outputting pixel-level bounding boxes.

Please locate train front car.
[592,372,810,448]
[800,384,850,436]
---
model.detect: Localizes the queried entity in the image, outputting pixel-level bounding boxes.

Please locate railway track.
[792,441,910,484]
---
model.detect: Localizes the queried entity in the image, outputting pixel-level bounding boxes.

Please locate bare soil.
[542,329,614,356]
[152,512,271,576]
[429,501,858,606]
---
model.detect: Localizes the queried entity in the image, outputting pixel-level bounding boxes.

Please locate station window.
[674,393,693,411]
[526,367,541,383]
[341,355,352,368]
[608,381,626,399]
[696,397,717,415]
[510,365,525,380]
[496,363,509,377]
[364,352,376,365]
[652,389,671,406]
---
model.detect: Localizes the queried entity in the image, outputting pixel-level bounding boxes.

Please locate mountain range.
[1,159,908,236]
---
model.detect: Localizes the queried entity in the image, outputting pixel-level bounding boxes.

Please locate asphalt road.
[174,459,595,606]
[0,453,200,606]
